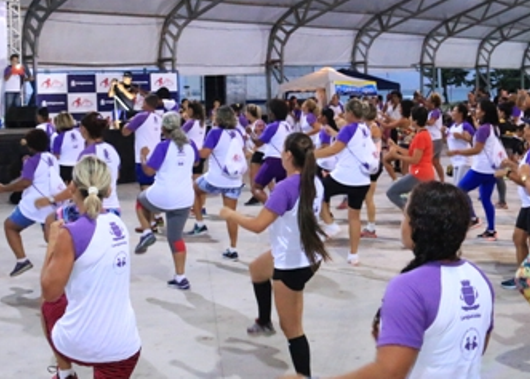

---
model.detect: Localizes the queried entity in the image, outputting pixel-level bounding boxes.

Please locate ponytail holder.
[88,186,98,196]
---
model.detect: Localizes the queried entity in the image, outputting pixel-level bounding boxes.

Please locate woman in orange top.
[386,106,434,210]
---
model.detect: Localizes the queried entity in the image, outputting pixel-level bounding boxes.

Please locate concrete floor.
[0,170,529,379]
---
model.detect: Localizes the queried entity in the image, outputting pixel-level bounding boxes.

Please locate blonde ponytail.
[72,155,112,220]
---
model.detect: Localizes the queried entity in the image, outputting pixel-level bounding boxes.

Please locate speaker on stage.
[204,76,226,112]
[5,106,37,129]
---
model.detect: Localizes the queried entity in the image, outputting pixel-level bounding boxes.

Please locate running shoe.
[10,260,33,277]
[244,196,260,206]
[134,232,156,254]
[222,249,239,261]
[167,278,191,290]
[477,230,497,241]
[361,228,377,238]
[247,320,276,336]
[336,198,348,210]
[495,202,508,210]
[322,222,341,238]
[48,366,78,379]
[186,224,208,236]
[469,218,482,230]
[501,278,517,290]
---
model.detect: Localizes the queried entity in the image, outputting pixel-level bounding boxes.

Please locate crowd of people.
[3,82,530,378]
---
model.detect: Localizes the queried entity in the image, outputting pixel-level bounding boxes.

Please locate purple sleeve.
[319,129,331,145]
[21,155,40,181]
[377,270,441,350]
[306,113,317,125]
[475,124,491,144]
[239,115,249,128]
[52,133,64,155]
[77,143,97,161]
[203,128,223,150]
[463,122,475,136]
[525,153,530,165]
[3,66,10,76]
[512,106,522,118]
[63,216,97,260]
[125,112,149,132]
[146,140,170,171]
[182,120,194,133]
[259,122,280,144]
[430,109,441,120]
[264,175,300,216]
[336,124,358,144]
[190,140,200,163]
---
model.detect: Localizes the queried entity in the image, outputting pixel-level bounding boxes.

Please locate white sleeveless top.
[52,213,141,363]
[446,122,474,167]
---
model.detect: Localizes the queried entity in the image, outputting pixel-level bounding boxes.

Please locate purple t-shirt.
[336,123,360,145]
[265,174,300,216]
[147,139,200,170]
[63,215,97,260]
[474,124,491,144]
[21,154,42,181]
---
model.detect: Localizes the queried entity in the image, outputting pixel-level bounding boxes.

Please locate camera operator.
[108,71,136,127]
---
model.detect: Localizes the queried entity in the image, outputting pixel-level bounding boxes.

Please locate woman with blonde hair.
[41,155,141,379]
[52,112,84,183]
[300,99,321,144]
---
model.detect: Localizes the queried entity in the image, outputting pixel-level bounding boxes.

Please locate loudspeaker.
[5,106,37,129]
[204,76,226,111]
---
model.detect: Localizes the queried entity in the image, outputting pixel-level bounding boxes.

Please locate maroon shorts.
[42,295,140,379]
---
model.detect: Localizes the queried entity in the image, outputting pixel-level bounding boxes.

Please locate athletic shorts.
[316,165,330,180]
[196,175,242,200]
[59,165,74,183]
[433,139,443,159]
[516,207,530,234]
[273,265,318,291]
[135,163,154,186]
[193,158,206,175]
[9,206,37,229]
[322,175,370,210]
[251,151,265,165]
[370,162,384,182]
[254,157,286,187]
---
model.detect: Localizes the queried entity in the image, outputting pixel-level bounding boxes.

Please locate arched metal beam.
[475,11,530,91]
[420,0,530,91]
[22,0,67,74]
[265,0,349,101]
[350,0,446,74]
[158,0,224,71]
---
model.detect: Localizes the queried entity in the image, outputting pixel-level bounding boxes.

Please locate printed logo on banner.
[97,93,115,112]
[37,94,68,113]
[67,93,98,114]
[68,74,96,93]
[150,73,178,92]
[133,74,150,92]
[38,74,67,95]
[95,74,120,93]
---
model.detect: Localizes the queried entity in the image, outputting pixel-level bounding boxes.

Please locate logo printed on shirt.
[460,280,480,311]
[103,148,111,162]
[109,222,125,241]
[460,328,481,361]
[113,251,127,274]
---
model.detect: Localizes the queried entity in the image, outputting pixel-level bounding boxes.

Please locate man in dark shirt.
[108,71,136,127]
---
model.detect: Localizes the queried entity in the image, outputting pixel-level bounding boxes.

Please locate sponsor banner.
[132,74,150,93]
[67,93,98,114]
[95,73,119,94]
[97,93,115,112]
[150,73,178,92]
[38,73,67,95]
[68,74,96,93]
[38,94,68,114]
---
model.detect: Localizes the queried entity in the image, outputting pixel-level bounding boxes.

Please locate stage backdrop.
[36,72,179,119]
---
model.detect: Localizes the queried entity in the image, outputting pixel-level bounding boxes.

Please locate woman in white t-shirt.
[301,182,493,379]
[425,93,445,182]
[220,132,330,378]
[1,129,63,277]
[41,155,141,379]
[315,107,339,178]
[300,99,321,144]
[52,112,84,183]
[446,104,475,185]
[135,112,198,290]
[35,106,56,148]
[244,104,267,206]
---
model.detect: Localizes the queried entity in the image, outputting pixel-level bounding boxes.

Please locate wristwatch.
[48,196,56,205]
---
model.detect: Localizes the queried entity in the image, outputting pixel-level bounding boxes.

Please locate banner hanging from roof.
[334,80,377,97]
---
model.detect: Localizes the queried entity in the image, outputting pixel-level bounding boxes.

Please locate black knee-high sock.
[288,335,310,376]
[252,280,272,325]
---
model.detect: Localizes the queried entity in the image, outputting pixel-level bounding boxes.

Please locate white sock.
[228,246,237,253]
[17,258,27,263]
[347,253,359,263]
[367,223,376,232]
[141,230,152,237]
[196,221,205,228]
[59,369,75,379]
[175,274,186,282]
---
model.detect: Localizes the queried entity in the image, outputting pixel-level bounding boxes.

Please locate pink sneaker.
[361,228,377,238]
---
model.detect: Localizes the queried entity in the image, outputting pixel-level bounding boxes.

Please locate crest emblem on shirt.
[70,133,77,142]
[460,280,479,311]
[103,148,111,162]
[109,222,125,241]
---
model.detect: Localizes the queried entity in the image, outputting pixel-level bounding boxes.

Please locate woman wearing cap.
[41,155,141,379]
[134,112,198,290]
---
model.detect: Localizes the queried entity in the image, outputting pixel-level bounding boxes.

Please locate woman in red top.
[386,106,434,209]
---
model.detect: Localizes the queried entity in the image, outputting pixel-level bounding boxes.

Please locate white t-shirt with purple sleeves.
[52,213,141,363]
[329,103,344,117]
[52,128,84,166]
[378,260,493,379]
[182,119,206,150]
[300,112,319,144]
[518,151,530,208]
[203,128,245,188]
[259,121,291,159]
[36,122,55,141]
[471,124,497,175]
[162,99,179,113]
[447,122,475,167]
[125,111,162,163]
[78,142,121,210]
[264,174,324,270]
[316,128,337,171]
[330,122,371,186]
[19,152,62,223]
[145,140,199,210]
[427,108,443,141]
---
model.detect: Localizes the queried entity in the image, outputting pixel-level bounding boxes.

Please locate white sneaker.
[322,222,341,238]
[347,253,360,266]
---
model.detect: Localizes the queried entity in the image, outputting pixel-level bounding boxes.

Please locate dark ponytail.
[456,103,474,127]
[284,133,330,265]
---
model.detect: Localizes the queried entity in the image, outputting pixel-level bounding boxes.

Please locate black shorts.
[370,162,383,182]
[251,151,265,165]
[516,207,530,234]
[316,165,330,180]
[193,158,205,175]
[59,165,73,183]
[322,175,370,210]
[273,265,318,291]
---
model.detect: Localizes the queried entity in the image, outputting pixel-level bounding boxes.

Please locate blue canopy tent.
[338,69,401,92]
